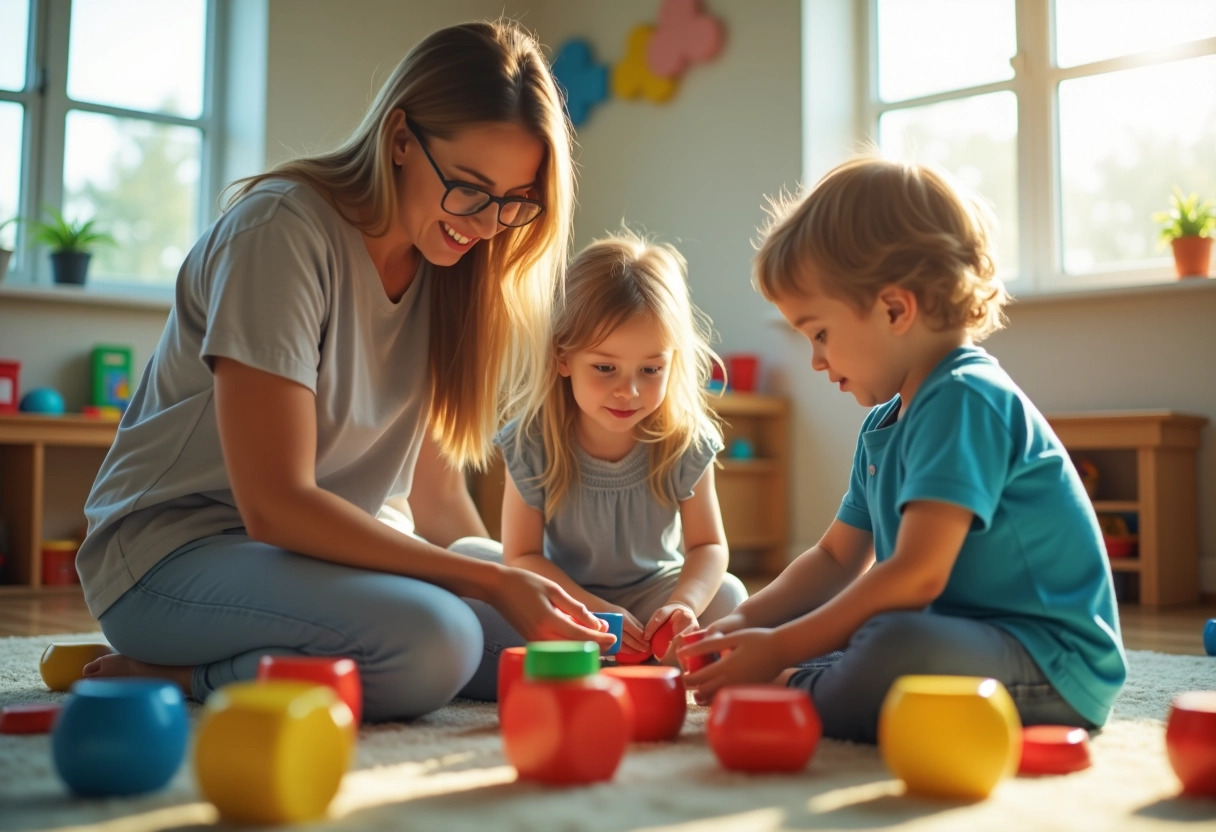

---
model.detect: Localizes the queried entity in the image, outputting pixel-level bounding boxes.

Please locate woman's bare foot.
[82,653,195,698]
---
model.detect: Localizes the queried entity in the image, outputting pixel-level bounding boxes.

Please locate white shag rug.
[1,632,1214,832]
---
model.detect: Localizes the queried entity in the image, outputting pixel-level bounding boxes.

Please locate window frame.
[861,0,1216,297]
[1,0,227,295]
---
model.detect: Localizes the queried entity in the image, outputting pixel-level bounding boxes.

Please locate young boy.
[679,156,1127,742]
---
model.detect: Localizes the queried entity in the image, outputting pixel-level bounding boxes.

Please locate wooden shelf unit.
[0,414,117,593]
[1046,410,1208,608]
[469,392,792,579]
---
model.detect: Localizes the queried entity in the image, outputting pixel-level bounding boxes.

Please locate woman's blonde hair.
[520,230,722,518]
[226,20,573,469]
[754,155,1009,339]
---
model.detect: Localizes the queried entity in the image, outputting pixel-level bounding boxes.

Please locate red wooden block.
[0,702,63,734]
[257,655,362,727]
[1018,725,1092,775]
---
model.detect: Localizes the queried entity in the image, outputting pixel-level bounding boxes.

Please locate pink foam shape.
[647,0,726,79]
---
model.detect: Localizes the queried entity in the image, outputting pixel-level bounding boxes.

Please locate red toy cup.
[707,685,822,773]
[257,655,362,727]
[676,629,719,674]
[497,646,528,721]
[1018,725,1092,775]
[1166,690,1216,796]
[603,665,687,742]
[725,354,759,393]
[41,540,80,586]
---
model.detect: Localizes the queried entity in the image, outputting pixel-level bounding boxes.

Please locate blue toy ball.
[1204,619,1216,657]
[729,437,756,460]
[19,387,65,415]
[52,678,188,797]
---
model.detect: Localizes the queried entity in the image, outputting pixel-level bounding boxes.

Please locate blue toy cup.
[52,678,188,797]
[1204,619,1216,657]
[593,612,624,656]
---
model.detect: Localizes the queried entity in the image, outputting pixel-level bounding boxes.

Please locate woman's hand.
[678,627,790,704]
[495,568,616,649]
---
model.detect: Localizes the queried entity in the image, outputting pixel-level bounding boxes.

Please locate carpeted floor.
[1,632,1214,832]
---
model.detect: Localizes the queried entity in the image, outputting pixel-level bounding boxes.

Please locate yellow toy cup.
[879,675,1022,800]
[194,680,354,824]
[39,642,114,692]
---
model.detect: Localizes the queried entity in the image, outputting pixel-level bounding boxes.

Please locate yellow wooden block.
[879,675,1021,800]
[39,642,114,692]
[194,680,354,824]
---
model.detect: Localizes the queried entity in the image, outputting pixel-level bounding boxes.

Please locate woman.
[76,20,613,722]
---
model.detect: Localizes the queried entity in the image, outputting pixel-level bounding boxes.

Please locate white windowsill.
[0,281,174,312]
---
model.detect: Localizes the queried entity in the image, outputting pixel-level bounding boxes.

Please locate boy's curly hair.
[754,156,1009,340]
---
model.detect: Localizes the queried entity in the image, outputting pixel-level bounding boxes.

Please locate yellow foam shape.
[39,642,114,691]
[879,675,1021,800]
[612,25,678,103]
[195,680,354,824]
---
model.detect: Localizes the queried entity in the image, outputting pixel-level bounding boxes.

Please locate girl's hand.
[678,627,789,704]
[644,603,700,663]
[495,568,616,649]
[704,611,748,637]
[601,603,649,653]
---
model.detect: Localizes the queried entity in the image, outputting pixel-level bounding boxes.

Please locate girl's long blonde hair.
[226,20,573,469]
[520,230,722,518]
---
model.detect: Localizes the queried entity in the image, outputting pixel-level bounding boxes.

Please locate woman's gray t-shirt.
[493,418,723,591]
[78,179,433,617]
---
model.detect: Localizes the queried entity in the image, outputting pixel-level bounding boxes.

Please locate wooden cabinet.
[0,414,116,593]
[1046,410,1208,608]
[469,393,791,578]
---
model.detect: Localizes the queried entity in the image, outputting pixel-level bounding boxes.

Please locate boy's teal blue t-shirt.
[836,346,1127,727]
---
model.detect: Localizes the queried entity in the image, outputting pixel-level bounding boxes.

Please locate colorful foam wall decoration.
[612,25,678,104]
[647,0,727,78]
[551,39,609,127]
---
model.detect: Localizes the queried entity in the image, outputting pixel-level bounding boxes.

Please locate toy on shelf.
[1097,513,1138,559]
[1074,456,1099,499]
[91,344,133,410]
[19,386,65,415]
[0,359,19,413]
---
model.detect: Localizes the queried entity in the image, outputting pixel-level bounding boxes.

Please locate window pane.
[878,92,1019,276]
[0,101,21,249]
[1056,0,1216,68]
[63,111,200,286]
[67,0,206,118]
[1059,56,1216,275]
[876,0,1015,101]
[0,0,29,91]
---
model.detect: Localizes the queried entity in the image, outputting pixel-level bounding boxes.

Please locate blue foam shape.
[552,39,609,128]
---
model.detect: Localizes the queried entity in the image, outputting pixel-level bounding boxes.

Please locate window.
[0,0,223,293]
[866,0,1216,294]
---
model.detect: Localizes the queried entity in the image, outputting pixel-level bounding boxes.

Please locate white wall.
[3,0,1212,594]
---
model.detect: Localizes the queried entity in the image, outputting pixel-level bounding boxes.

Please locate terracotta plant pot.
[1170,236,1213,279]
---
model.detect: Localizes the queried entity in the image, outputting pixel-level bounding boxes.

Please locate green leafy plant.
[29,207,115,253]
[1152,187,1216,245]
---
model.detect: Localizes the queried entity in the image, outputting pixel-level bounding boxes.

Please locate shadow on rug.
[1,633,1213,832]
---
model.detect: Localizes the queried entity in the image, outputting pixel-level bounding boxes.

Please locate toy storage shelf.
[468,393,791,579]
[1046,410,1207,608]
[0,414,117,594]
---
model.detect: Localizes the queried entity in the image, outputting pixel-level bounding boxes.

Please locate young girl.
[495,231,749,659]
[680,156,1127,742]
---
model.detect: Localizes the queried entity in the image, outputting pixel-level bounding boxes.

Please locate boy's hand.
[644,603,700,664]
[678,627,789,704]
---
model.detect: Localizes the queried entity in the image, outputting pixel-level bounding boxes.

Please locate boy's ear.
[878,285,917,334]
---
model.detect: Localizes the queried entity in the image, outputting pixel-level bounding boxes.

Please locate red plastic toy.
[0,702,63,734]
[1018,725,1092,775]
[497,646,528,722]
[603,665,686,742]
[615,645,652,665]
[1166,690,1216,796]
[502,641,632,785]
[650,619,678,662]
[707,685,822,773]
[676,628,719,674]
[256,655,363,727]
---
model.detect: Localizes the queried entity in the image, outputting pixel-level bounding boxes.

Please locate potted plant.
[1152,187,1215,279]
[29,208,115,286]
[0,216,17,282]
